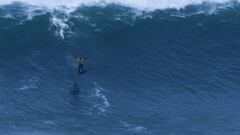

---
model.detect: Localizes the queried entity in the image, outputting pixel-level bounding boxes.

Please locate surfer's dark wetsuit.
[76,57,84,75]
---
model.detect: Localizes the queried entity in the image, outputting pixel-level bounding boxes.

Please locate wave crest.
[0,0,237,39]
[0,0,236,11]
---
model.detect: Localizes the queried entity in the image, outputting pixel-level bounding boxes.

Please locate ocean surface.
[1,0,240,135]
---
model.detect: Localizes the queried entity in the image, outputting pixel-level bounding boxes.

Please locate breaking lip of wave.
[0,0,237,39]
[0,0,237,11]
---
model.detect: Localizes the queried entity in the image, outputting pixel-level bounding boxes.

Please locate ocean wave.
[0,0,237,39]
[0,0,236,11]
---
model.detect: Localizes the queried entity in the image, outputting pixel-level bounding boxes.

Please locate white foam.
[89,82,110,114]
[50,16,70,39]
[121,121,148,133]
[0,0,235,39]
[17,76,40,90]
[94,86,110,107]
[0,0,235,11]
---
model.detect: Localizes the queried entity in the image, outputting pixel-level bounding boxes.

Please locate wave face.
[1,1,240,135]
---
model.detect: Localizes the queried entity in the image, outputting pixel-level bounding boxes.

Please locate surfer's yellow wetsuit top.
[76,57,84,65]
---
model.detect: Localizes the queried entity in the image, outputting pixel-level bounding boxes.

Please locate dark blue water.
[1,3,240,135]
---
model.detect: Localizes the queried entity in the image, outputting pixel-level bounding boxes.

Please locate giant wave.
[0,0,238,38]
[1,0,240,135]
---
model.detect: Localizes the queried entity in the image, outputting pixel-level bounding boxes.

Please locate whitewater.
[1,0,240,135]
[0,0,237,38]
[0,0,235,10]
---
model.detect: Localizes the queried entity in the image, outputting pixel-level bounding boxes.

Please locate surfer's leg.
[78,65,81,75]
[80,65,84,73]
[81,65,84,72]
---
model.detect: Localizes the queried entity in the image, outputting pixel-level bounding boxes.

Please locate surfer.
[76,56,85,75]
